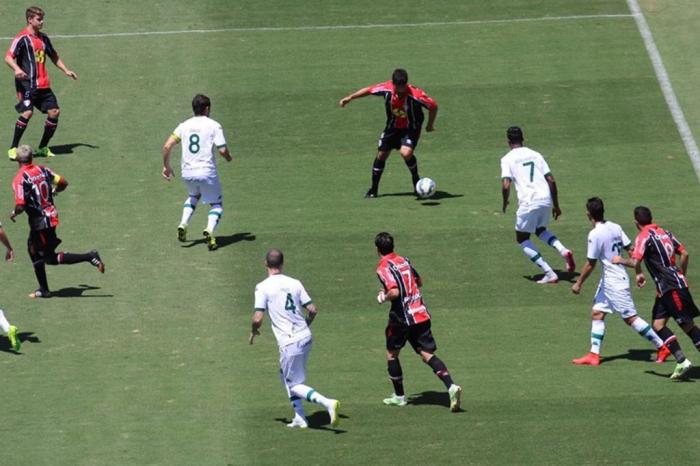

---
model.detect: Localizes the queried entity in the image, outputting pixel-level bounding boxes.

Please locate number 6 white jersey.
[500,147,552,209]
[254,274,313,347]
[172,115,227,180]
[587,221,632,290]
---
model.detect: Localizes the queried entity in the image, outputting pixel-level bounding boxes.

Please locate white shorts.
[183,176,222,205]
[279,335,312,387]
[592,284,638,319]
[515,205,551,233]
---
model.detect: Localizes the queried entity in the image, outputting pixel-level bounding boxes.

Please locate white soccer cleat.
[536,271,559,284]
[327,399,340,427]
[382,394,407,407]
[286,415,308,429]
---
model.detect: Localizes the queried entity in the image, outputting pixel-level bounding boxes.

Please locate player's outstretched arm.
[0,227,14,262]
[162,135,179,180]
[249,311,264,345]
[339,86,372,107]
[571,259,596,294]
[425,106,438,132]
[545,174,561,219]
[51,55,77,80]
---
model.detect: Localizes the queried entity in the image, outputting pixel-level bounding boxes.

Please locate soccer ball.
[415,177,436,198]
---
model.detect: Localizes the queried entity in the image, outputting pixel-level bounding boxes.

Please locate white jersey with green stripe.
[500,146,552,210]
[172,115,227,180]
[254,273,312,347]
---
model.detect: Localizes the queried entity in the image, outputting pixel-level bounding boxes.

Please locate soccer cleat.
[90,250,105,273]
[670,358,692,380]
[8,325,21,351]
[563,250,576,273]
[382,394,407,407]
[36,146,55,157]
[286,415,308,429]
[8,147,17,161]
[364,188,378,199]
[572,352,600,366]
[656,345,671,364]
[327,399,340,427]
[29,289,51,299]
[448,384,462,412]
[536,272,558,284]
[177,224,187,242]
[203,229,218,251]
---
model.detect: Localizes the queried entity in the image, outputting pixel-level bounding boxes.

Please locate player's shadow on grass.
[524,271,580,284]
[381,190,464,207]
[600,349,655,364]
[409,390,465,412]
[48,143,99,155]
[52,284,113,298]
[274,411,349,434]
[181,232,256,249]
[645,366,700,381]
[0,331,41,354]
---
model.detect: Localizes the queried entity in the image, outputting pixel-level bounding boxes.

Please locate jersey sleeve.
[6,35,25,59]
[43,34,57,60]
[620,228,632,248]
[631,232,648,261]
[500,157,512,180]
[377,264,398,290]
[171,123,183,142]
[368,81,392,96]
[538,155,552,177]
[298,281,312,307]
[12,175,25,206]
[410,86,437,110]
[214,124,227,148]
[586,232,600,261]
[253,285,267,311]
[670,232,686,255]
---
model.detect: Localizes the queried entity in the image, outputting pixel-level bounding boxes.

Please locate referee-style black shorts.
[652,288,700,325]
[377,128,421,152]
[385,320,437,354]
[15,85,59,113]
[28,227,62,260]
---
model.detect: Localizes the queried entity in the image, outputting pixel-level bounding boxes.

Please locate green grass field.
[1,1,700,464]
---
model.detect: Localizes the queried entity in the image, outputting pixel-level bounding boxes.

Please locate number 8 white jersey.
[255,274,313,347]
[172,115,227,180]
[500,147,552,209]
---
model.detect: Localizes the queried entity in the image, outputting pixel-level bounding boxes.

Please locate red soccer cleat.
[572,352,600,366]
[656,345,671,364]
[564,250,576,273]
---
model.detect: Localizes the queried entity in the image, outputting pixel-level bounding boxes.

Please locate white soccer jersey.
[587,221,632,290]
[254,274,313,347]
[500,147,553,209]
[172,116,227,179]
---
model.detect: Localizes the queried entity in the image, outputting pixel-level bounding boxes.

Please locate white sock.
[630,317,664,348]
[206,204,223,233]
[537,230,568,255]
[520,240,553,273]
[0,310,10,334]
[290,384,331,409]
[180,196,198,226]
[279,371,306,418]
[590,319,605,354]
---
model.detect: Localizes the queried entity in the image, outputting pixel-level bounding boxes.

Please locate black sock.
[427,355,454,389]
[404,155,419,186]
[387,358,405,396]
[12,116,30,147]
[657,326,686,362]
[32,259,50,291]
[39,117,59,148]
[58,252,93,265]
[371,158,386,192]
[685,325,700,351]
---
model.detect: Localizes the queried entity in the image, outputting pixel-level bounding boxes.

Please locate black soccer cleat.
[90,250,105,273]
[365,188,378,199]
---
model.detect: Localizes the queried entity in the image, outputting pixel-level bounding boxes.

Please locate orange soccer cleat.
[572,352,600,366]
[564,250,576,273]
[656,345,671,364]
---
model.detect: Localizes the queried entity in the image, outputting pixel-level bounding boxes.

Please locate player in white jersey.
[249,249,340,429]
[500,126,575,284]
[0,223,21,351]
[570,197,670,366]
[162,94,232,250]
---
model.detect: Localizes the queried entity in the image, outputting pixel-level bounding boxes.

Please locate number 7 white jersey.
[254,274,313,347]
[500,147,552,209]
[172,115,227,179]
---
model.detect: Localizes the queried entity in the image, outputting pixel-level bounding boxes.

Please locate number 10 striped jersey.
[171,115,227,179]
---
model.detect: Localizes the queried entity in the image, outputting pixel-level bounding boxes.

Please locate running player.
[0,224,20,351]
[501,126,575,284]
[570,198,670,366]
[162,94,232,251]
[5,6,78,160]
[374,232,462,412]
[339,69,438,198]
[614,206,700,380]
[10,145,104,298]
[249,249,340,428]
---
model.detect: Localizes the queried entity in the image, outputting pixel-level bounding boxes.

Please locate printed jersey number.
[612,240,624,254]
[285,293,296,314]
[35,49,45,64]
[522,161,535,182]
[188,134,200,154]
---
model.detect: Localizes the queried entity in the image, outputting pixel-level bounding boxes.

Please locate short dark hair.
[375,232,394,255]
[586,197,605,222]
[26,6,44,22]
[634,206,653,226]
[392,69,408,86]
[266,249,284,268]
[192,94,211,116]
[507,126,524,144]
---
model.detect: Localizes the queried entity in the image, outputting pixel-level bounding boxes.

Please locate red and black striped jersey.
[376,252,430,326]
[368,81,437,131]
[13,163,61,231]
[5,27,57,91]
[631,224,688,295]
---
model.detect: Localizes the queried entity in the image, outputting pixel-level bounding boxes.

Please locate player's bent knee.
[23,110,33,119]
[48,108,60,118]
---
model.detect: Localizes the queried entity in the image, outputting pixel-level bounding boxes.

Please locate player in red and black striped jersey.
[340,69,438,198]
[4,6,78,160]
[374,232,461,411]
[10,145,104,299]
[614,206,700,379]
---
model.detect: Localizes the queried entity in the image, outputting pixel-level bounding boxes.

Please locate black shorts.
[28,227,62,260]
[652,288,700,325]
[377,128,421,152]
[385,320,437,354]
[15,84,59,113]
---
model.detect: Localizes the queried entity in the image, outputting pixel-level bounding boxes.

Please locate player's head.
[586,197,605,222]
[507,126,524,147]
[375,232,394,256]
[15,145,34,164]
[392,69,409,93]
[26,6,45,28]
[633,206,653,228]
[265,248,284,270]
[192,94,211,116]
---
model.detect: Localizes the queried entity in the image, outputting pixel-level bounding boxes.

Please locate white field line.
[0,14,632,41]
[627,0,700,182]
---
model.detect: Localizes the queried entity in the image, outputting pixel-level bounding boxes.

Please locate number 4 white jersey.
[172,115,227,180]
[500,147,553,209]
[254,274,313,347]
[587,221,632,290]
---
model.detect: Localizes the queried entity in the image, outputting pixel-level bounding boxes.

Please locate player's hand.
[14,69,28,80]
[249,328,260,345]
[611,255,622,265]
[162,166,174,180]
[426,124,435,132]
[5,248,13,262]
[339,97,351,107]
[65,70,78,80]
[377,290,386,304]
[571,282,581,294]
[9,211,16,223]
[502,200,509,213]
[552,206,562,220]
[636,273,646,288]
